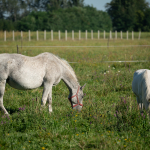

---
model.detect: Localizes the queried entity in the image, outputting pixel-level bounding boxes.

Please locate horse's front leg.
[47,87,52,113]
[0,80,9,115]
[41,82,52,110]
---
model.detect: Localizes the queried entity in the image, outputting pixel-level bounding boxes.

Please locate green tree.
[67,0,84,7]
[1,0,28,21]
[0,0,4,19]
[105,0,150,31]
[143,8,150,31]
[16,6,112,32]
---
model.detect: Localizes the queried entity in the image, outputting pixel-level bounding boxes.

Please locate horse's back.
[0,53,62,90]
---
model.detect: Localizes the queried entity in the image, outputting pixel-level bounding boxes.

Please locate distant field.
[0,38,150,149]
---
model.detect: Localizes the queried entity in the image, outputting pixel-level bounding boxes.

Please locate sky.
[84,0,150,11]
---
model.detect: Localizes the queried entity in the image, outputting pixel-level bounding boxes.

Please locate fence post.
[13,30,14,41]
[58,30,60,40]
[115,31,117,39]
[65,30,67,41]
[51,30,53,41]
[21,31,23,40]
[104,30,105,39]
[37,30,38,41]
[138,31,141,40]
[85,30,87,40]
[91,30,93,40]
[4,31,6,41]
[72,30,74,40]
[98,30,100,39]
[79,30,81,40]
[110,31,112,39]
[44,30,46,40]
[132,31,134,40]
[29,30,30,41]
[121,31,122,39]
[127,31,128,40]
[17,45,19,53]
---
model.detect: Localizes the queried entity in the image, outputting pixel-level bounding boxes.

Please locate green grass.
[0,39,150,149]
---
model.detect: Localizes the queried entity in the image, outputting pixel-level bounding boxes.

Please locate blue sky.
[84,0,150,11]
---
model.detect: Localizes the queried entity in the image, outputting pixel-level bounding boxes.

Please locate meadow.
[0,33,150,149]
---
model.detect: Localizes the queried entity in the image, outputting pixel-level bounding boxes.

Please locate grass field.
[0,37,150,149]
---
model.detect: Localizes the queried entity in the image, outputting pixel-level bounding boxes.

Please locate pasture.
[0,34,150,149]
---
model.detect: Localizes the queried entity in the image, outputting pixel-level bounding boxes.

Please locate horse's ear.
[80,83,86,90]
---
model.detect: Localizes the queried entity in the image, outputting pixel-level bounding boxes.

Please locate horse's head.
[68,84,86,111]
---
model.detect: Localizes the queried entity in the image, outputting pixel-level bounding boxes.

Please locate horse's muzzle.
[73,105,82,112]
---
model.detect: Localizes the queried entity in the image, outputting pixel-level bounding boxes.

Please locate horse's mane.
[52,54,78,83]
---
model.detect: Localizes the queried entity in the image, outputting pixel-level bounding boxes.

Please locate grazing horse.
[132,69,150,113]
[0,52,86,115]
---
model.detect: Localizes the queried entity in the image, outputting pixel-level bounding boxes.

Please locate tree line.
[0,0,150,32]
[106,0,150,31]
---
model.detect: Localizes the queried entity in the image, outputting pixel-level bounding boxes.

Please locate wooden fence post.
[132,31,134,40]
[127,31,128,40]
[85,30,87,40]
[17,45,19,53]
[37,30,38,41]
[13,30,14,41]
[58,30,60,40]
[4,31,6,41]
[79,30,81,40]
[21,31,23,40]
[29,30,30,41]
[98,30,100,39]
[72,30,74,40]
[44,30,46,40]
[65,30,67,41]
[110,31,112,39]
[104,30,105,39]
[51,30,53,41]
[121,31,122,39]
[115,31,117,39]
[91,30,93,40]
[138,31,141,40]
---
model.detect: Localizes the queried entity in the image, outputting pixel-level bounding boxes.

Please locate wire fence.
[0,45,150,48]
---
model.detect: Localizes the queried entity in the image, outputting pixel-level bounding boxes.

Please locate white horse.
[0,52,86,115]
[132,69,150,113]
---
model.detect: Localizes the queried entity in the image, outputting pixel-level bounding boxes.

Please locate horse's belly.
[7,77,43,90]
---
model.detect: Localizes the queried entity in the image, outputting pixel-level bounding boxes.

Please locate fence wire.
[0,45,150,48]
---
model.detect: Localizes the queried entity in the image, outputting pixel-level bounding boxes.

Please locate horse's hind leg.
[47,87,52,113]
[0,80,9,114]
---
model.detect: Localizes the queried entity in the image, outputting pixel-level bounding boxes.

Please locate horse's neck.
[62,69,79,94]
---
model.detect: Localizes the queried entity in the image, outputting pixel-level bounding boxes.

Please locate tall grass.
[0,39,150,149]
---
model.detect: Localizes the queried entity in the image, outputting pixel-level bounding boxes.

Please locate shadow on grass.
[5,107,20,114]
[0,108,19,116]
